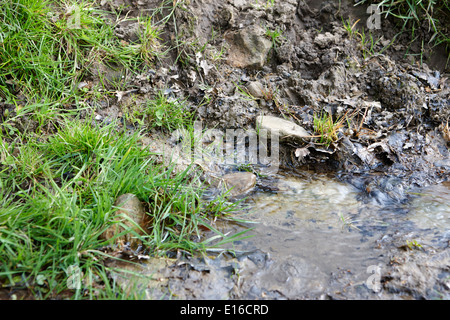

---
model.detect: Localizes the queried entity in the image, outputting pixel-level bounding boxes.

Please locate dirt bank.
[95,0,449,203]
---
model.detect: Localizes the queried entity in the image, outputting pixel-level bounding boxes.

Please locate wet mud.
[96,0,449,200]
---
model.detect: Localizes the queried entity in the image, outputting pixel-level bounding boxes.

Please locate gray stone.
[246,81,265,99]
[101,193,148,247]
[213,172,257,197]
[314,32,337,49]
[256,115,309,141]
[225,25,272,69]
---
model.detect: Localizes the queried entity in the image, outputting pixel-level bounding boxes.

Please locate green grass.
[313,111,346,148]
[123,91,193,132]
[342,17,360,40]
[0,0,248,299]
[406,239,423,250]
[0,0,160,102]
[358,28,383,59]
[253,0,276,9]
[342,17,382,59]
[265,26,285,49]
[0,119,243,299]
[355,0,450,63]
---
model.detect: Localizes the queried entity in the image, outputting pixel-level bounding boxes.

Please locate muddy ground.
[97,0,449,195]
[84,0,450,299]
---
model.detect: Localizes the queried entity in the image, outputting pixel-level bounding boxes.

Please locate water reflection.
[408,181,450,232]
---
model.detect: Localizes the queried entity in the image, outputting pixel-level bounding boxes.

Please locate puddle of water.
[247,175,361,228]
[232,175,387,288]
[131,172,449,299]
[223,174,450,298]
[408,181,450,232]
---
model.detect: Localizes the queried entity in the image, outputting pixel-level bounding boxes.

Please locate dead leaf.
[440,121,450,142]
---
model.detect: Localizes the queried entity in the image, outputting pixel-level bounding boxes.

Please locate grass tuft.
[0,0,161,102]
[355,0,450,63]
[313,111,346,148]
[0,119,242,298]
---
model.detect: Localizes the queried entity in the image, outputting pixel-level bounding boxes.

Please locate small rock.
[256,115,309,141]
[246,81,265,99]
[214,172,257,197]
[225,25,272,69]
[101,193,149,247]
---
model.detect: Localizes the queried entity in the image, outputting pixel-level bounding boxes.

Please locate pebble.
[211,172,257,197]
[256,115,309,141]
[246,81,265,99]
[100,193,148,248]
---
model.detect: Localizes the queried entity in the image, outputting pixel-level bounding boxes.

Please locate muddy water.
[409,182,450,234]
[119,172,450,300]
[240,176,377,269]
[224,173,388,299]
[223,174,450,299]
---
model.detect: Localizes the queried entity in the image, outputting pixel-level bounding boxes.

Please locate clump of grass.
[146,92,193,131]
[406,239,423,250]
[313,111,346,148]
[0,119,242,299]
[355,0,450,63]
[253,0,275,9]
[342,17,361,39]
[0,0,161,102]
[358,28,383,59]
[137,16,164,65]
[265,26,285,49]
[342,17,385,59]
[122,91,193,131]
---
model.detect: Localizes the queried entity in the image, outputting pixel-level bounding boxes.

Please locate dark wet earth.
[110,173,450,300]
